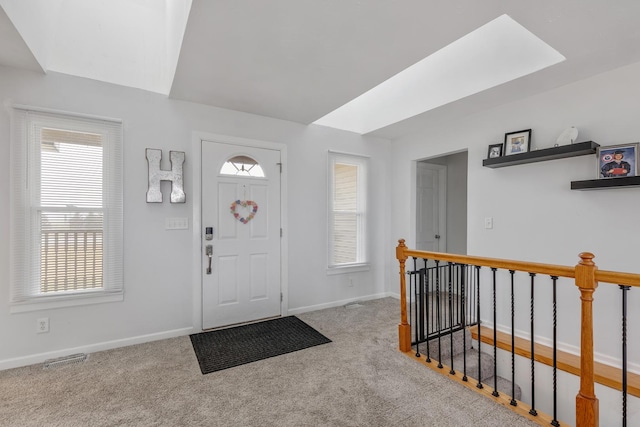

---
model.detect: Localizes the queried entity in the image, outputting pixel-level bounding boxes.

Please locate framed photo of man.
[597,143,638,179]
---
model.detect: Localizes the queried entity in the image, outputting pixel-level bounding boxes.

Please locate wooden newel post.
[397,239,411,352]
[575,252,599,427]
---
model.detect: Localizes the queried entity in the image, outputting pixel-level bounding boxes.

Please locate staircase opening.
[396,241,640,427]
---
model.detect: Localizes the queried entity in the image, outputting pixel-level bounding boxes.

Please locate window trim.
[327,151,369,274]
[10,105,124,312]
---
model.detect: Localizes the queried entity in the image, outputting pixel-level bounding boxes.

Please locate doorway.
[200,140,282,329]
[416,151,468,255]
[416,163,447,251]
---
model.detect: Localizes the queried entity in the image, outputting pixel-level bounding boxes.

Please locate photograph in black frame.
[597,143,638,179]
[487,143,503,159]
[504,129,532,155]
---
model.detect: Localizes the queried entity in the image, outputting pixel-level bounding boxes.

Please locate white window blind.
[328,152,368,270]
[10,108,123,310]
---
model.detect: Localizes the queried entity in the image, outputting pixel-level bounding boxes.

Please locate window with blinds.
[328,152,368,270]
[10,108,123,311]
[40,128,104,292]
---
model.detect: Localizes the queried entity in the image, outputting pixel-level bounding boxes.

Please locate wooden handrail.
[401,246,640,288]
[400,248,576,279]
[595,269,640,287]
[396,239,640,427]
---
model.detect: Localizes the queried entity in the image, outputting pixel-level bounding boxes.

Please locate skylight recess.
[313,14,565,134]
[1,0,192,95]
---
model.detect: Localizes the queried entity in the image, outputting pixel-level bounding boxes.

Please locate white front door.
[201,141,281,329]
[416,163,446,252]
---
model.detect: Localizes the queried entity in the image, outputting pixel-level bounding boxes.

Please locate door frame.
[191,131,288,332]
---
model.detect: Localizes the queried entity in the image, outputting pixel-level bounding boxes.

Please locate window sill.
[10,291,123,313]
[326,263,370,275]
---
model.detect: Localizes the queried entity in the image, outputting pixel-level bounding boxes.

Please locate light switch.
[484,217,493,229]
[166,217,189,230]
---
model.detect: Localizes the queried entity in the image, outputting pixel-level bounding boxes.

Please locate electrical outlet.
[37,317,49,334]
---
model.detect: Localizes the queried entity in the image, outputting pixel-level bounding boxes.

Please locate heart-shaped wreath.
[230,200,259,224]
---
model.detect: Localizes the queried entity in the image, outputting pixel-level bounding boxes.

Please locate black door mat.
[190,316,332,374]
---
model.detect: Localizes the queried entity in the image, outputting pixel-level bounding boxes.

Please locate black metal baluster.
[453,264,458,328]
[436,260,443,369]
[431,266,436,337]
[492,268,499,397]
[461,264,468,382]
[424,259,434,341]
[449,262,455,375]
[476,265,483,389]
[620,285,630,427]
[472,269,478,326]
[413,257,424,343]
[406,260,418,348]
[529,272,538,416]
[510,270,517,406]
[550,276,559,426]
[426,264,431,337]
[413,257,421,357]
[455,264,460,330]
[424,259,431,363]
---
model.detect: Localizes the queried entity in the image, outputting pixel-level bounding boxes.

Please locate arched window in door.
[220,155,265,177]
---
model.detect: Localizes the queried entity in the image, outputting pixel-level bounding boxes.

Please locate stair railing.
[396,239,640,427]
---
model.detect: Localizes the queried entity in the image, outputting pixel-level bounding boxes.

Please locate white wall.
[0,65,391,368]
[392,60,640,269]
[390,60,640,424]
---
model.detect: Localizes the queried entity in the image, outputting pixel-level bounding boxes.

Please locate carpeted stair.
[416,328,522,400]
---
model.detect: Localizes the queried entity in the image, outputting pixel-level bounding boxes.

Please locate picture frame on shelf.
[597,143,638,179]
[504,129,532,156]
[487,143,503,159]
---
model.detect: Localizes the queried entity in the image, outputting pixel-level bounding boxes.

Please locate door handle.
[205,245,213,274]
[434,234,441,239]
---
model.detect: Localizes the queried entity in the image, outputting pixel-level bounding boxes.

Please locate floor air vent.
[345,302,363,309]
[43,353,88,369]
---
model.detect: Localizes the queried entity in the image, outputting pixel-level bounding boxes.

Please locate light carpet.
[0,298,537,426]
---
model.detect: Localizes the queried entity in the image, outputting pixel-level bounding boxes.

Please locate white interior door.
[416,163,446,252]
[201,141,281,329]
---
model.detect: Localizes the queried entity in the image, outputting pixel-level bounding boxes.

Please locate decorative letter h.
[146,149,186,203]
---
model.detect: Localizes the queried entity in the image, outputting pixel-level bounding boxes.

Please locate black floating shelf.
[571,176,640,190]
[483,141,599,168]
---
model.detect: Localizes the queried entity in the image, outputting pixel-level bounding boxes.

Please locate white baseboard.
[287,292,395,315]
[0,327,194,371]
[2,293,399,371]
[387,292,400,300]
